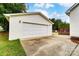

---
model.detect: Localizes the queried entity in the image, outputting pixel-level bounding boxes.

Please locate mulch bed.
[0,31,9,35]
[58,32,70,35]
[70,37,79,44]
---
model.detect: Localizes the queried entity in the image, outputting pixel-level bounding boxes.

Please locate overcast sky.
[26,3,74,23]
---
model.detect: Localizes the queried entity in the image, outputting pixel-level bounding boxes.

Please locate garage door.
[21,22,50,38]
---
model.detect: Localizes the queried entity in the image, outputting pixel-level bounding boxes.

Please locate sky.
[26,3,74,23]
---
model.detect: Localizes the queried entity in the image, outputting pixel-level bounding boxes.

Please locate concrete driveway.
[20,35,79,56]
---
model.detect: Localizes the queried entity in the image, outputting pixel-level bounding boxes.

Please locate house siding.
[70,5,79,37]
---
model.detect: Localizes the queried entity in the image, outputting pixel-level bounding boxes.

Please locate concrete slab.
[20,37,56,55]
[32,41,66,56]
[71,45,79,56]
[20,35,78,56]
[56,35,77,56]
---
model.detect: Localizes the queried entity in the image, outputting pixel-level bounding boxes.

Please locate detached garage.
[4,12,53,40]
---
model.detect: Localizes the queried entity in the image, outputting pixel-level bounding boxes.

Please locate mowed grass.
[0,32,26,56]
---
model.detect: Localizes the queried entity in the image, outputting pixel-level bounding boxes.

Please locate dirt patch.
[0,32,9,35]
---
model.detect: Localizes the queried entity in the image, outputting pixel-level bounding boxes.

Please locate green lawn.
[0,33,26,56]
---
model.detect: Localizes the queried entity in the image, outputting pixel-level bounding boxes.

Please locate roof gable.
[4,12,53,24]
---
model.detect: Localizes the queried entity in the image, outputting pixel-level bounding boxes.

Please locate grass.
[0,32,26,56]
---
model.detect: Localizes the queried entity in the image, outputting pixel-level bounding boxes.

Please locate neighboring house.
[66,3,79,40]
[4,12,53,40]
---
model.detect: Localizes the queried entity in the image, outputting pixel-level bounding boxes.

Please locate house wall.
[9,14,52,40]
[70,5,79,37]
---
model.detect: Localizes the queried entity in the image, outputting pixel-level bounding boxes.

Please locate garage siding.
[11,15,52,25]
[9,14,52,40]
[9,17,22,40]
[21,23,52,39]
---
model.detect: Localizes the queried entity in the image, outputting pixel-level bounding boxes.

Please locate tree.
[50,18,62,31]
[0,3,27,32]
[50,18,70,32]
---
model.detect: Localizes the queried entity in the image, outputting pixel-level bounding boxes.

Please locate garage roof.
[4,12,54,24]
[66,3,79,16]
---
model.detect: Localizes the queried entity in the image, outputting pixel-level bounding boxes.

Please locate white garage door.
[22,22,51,38]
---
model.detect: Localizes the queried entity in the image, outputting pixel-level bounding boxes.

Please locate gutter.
[66,3,79,16]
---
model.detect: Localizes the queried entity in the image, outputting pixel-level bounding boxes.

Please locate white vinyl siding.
[9,14,52,40]
[70,5,79,37]
[21,23,52,39]
[11,15,52,25]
